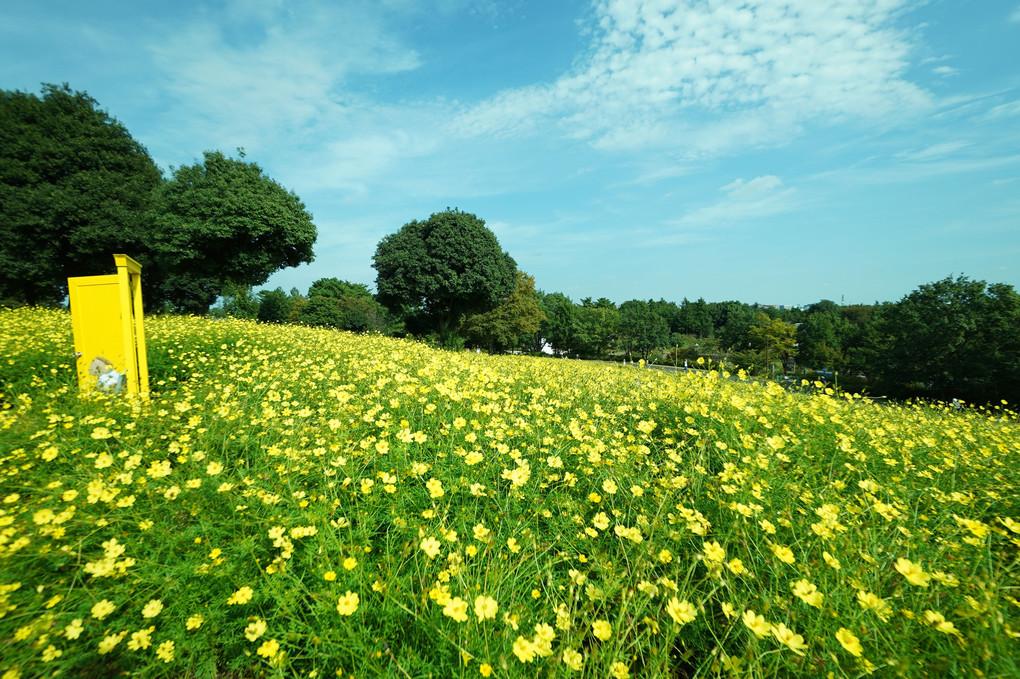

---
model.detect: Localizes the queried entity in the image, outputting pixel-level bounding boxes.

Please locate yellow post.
[68,254,149,396]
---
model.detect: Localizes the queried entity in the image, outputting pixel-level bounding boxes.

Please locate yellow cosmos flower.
[257,638,279,658]
[592,619,612,641]
[337,591,359,616]
[64,618,84,639]
[128,626,155,651]
[141,599,164,618]
[245,618,268,641]
[426,478,444,498]
[727,558,746,575]
[791,580,824,608]
[703,540,726,562]
[91,599,116,620]
[98,632,125,654]
[474,595,498,621]
[227,586,254,604]
[856,590,892,621]
[512,636,537,663]
[894,558,930,587]
[836,628,863,657]
[666,597,697,625]
[771,544,796,564]
[420,537,442,559]
[771,623,808,656]
[443,597,469,623]
[562,648,584,671]
[742,610,771,638]
[924,610,962,636]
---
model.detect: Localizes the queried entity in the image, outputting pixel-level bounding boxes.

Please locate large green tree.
[679,297,714,338]
[147,151,316,313]
[717,303,759,350]
[0,84,162,304]
[461,270,544,353]
[871,276,1020,403]
[256,287,301,324]
[574,300,620,359]
[618,299,669,360]
[748,312,799,375]
[299,277,391,333]
[539,292,579,355]
[797,300,851,371]
[373,209,516,343]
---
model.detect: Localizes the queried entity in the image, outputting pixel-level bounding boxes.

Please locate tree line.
[3,85,1018,406]
[0,84,317,313]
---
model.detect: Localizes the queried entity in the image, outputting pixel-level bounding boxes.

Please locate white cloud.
[1011,5,1020,23]
[609,164,698,187]
[645,173,799,245]
[147,0,421,154]
[282,121,449,198]
[932,66,959,77]
[453,0,931,156]
[896,141,969,162]
[722,175,783,197]
[979,100,1020,121]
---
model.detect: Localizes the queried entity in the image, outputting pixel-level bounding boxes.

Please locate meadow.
[1,307,1018,679]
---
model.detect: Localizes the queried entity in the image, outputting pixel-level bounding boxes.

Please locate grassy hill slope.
[1,308,1018,678]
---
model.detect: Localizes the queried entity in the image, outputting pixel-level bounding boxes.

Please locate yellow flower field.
[1,307,1018,678]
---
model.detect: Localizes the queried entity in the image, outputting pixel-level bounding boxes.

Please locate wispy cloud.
[453,0,930,157]
[147,0,421,156]
[978,100,1020,121]
[896,141,969,162]
[645,174,800,245]
[721,175,784,198]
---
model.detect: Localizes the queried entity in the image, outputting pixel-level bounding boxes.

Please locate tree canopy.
[373,209,516,343]
[298,278,391,333]
[461,270,544,352]
[256,287,302,324]
[748,313,798,374]
[0,83,162,305]
[618,300,669,360]
[872,276,1020,403]
[307,278,373,301]
[147,151,317,313]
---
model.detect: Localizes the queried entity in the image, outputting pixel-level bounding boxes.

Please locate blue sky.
[3,0,1019,306]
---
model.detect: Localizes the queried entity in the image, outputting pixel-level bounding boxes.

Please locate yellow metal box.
[67,254,149,396]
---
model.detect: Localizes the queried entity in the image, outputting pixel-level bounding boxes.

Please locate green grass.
[1,307,1018,678]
